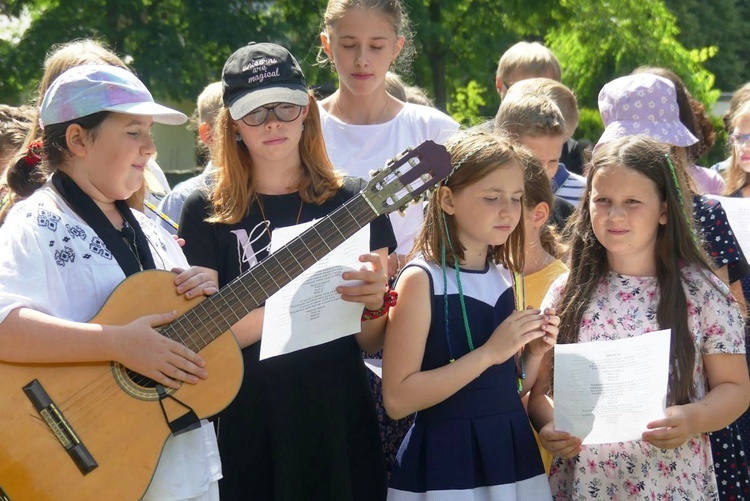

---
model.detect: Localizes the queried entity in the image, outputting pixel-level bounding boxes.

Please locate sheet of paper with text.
[553,329,670,445]
[259,220,370,360]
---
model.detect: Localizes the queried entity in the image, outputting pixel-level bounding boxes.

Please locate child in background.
[179,42,395,500]
[530,135,750,500]
[383,129,557,500]
[494,92,583,235]
[0,65,221,501]
[0,104,34,213]
[157,81,223,234]
[724,101,750,202]
[712,82,750,175]
[495,41,589,174]
[632,66,725,195]
[521,151,568,475]
[503,78,587,204]
[495,41,561,99]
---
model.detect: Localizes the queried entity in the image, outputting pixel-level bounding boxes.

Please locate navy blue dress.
[694,194,750,500]
[387,258,551,500]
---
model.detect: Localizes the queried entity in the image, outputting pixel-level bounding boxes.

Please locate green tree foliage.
[0,0,729,132]
[0,0,277,103]
[546,0,718,110]
[661,0,750,93]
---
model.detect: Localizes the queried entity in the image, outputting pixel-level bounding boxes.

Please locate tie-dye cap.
[39,65,187,127]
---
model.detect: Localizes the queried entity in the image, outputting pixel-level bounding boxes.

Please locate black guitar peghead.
[154,384,201,435]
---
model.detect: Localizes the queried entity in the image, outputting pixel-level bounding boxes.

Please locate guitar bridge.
[23,379,98,475]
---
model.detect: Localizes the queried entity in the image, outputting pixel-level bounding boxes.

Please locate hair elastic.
[24,139,44,167]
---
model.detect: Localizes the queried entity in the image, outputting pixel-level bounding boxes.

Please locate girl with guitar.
[0,66,222,499]
[178,43,396,500]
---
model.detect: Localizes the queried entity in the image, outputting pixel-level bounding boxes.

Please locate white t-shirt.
[0,183,221,501]
[320,102,459,254]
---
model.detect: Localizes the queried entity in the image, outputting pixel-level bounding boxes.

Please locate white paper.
[259,221,370,360]
[705,195,750,258]
[553,329,670,445]
[364,358,383,378]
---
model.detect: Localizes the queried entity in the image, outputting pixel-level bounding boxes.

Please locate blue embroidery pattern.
[54,246,75,267]
[89,237,112,260]
[66,224,87,240]
[37,209,61,231]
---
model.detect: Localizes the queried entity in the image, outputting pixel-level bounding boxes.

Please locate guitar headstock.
[363,140,452,216]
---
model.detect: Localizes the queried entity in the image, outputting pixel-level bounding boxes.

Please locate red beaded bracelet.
[361,286,398,321]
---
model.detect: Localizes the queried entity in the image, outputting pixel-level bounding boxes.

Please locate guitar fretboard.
[162,193,377,351]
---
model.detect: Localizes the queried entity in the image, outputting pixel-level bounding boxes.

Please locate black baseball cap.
[222,42,309,120]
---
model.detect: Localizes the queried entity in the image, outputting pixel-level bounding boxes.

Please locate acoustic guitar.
[0,140,451,501]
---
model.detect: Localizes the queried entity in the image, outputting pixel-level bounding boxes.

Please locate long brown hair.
[208,91,343,224]
[724,101,750,196]
[411,129,526,272]
[558,135,716,405]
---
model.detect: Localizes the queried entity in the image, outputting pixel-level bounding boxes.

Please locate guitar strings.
[56,196,380,428]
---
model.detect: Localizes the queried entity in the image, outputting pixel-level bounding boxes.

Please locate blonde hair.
[496,41,561,83]
[208,91,343,224]
[505,78,579,138]
[411,129,526,272]
[197,82,224,127]
[385,71,406,101]
[494,93,566,140]
[724,101,750,196]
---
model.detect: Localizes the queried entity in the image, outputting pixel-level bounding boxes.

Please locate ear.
[495,75,503,98]
[530,201,550,228]
[65,124,89,158]
[393,35,405,60]
[198,122,212,146]
[320,32,332,58]
[300,104,309,121]
[659,201,668,225]
[437,186,456,215]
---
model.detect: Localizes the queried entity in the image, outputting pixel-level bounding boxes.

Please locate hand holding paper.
[259,222,371,360]
[642,405,693,449]
[553,329,670,445]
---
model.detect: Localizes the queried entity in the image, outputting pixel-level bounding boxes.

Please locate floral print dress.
[542,265,745,500]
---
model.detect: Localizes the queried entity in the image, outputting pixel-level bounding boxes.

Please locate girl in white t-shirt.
[318,0,459,272]
[318,0,459,475]
[0,65,221,501]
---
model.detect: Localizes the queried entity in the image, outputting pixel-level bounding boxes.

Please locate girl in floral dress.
[529,136,750,500]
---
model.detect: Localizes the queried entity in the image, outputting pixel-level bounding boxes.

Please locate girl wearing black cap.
[179,42,395,500]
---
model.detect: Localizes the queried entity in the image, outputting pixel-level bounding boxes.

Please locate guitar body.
[0,270,243,501]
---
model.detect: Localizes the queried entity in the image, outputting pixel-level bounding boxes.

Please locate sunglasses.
[241,103,304,127]
[729,133,750,149]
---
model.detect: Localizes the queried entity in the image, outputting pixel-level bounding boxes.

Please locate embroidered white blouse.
[0,183,221,500]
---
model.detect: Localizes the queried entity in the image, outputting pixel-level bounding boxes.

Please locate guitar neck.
[162,193,378,350]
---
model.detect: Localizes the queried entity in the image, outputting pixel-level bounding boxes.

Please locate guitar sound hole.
[124,369,158,389]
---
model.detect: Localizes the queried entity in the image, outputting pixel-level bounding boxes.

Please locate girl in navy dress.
[382,129,557,500]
